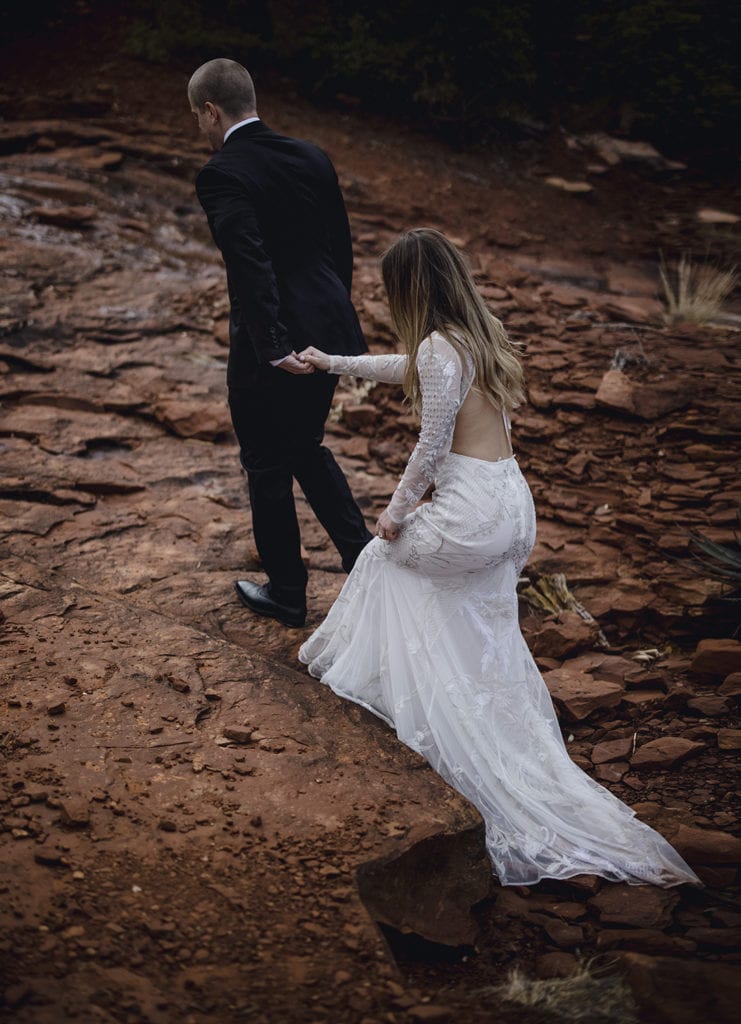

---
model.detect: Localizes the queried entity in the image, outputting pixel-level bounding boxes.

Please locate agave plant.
[686,504,741,599]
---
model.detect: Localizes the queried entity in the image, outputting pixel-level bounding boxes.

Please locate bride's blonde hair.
[381,228,525,415]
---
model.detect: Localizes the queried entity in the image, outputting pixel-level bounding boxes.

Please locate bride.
[297,228,699,888]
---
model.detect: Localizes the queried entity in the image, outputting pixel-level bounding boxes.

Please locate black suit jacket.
[195,120,367,383]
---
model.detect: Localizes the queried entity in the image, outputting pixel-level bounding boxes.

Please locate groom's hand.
[276,352,314,374]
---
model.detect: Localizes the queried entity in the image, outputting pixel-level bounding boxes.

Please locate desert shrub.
[126,0,271,64]
[271,0,536,136]
[486,963,639,1024]
[0,0,86,36]
[659,254,738,323]
[564,0,741,154]
[119,0,740,155]
[686,507,741,600]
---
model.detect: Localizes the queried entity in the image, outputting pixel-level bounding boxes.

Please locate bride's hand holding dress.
[375,509,400,542]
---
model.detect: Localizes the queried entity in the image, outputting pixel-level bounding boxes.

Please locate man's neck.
[223,114,260,143]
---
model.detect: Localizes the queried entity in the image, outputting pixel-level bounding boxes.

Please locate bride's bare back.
[451,385,513,463]
[315,332,515,522]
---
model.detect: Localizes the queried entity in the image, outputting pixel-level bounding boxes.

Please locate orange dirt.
[1,23,739,1024]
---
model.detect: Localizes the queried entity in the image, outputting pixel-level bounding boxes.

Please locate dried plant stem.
[476,962,639,1024]
[659,253,737,324]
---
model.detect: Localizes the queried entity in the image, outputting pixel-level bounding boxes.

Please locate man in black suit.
[189,58,372,627]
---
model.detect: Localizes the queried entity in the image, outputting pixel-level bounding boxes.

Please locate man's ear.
[204,101,219,123]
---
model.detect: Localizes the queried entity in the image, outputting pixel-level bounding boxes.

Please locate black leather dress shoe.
[234,580,306,628]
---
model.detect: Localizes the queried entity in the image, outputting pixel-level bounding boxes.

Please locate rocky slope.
[0,51,739,1024]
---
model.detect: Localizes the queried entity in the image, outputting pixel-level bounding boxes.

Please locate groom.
[189,58,372,627]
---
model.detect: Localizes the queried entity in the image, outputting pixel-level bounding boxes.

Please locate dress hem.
[300,659,397,730]
[298,662,703,891]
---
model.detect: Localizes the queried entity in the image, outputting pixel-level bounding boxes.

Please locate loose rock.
[58,798,90,828]
[407,1006,454,1022]
[589,884,678,928]
[691,639,741,678]
[222,726,253,744]
[696,208,739,225]
[543,668,623,720]
[342,404,378,429]
[534,952,578,978]
[30,204,97,228]
[670,824,741,865]
[717,728,741,750]
[630,737,704,770]
[595,369,692,419]
[591,737,634,764]
[531,611,600,659]
[621,952,740,1024]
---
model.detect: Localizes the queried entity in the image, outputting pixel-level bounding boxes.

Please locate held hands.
[275,347,330,373]
[276,352,314,374]
[298,347,331,372]
[376,508,400,542]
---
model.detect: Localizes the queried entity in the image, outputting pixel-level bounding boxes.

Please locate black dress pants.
[228,366,372,600]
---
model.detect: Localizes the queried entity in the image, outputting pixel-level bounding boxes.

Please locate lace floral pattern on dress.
[327,352,406,383]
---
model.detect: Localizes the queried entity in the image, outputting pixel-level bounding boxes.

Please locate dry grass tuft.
[659,253,737,324]
[686,503,741,598]
[481,962,639,1024]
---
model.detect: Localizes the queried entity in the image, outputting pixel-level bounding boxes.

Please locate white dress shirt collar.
[223,116,260,144]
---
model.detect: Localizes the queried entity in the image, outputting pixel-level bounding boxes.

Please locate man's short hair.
[188,58,256,117]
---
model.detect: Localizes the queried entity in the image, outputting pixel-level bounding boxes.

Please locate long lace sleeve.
[386,334,463,524]
[327,353,406,383]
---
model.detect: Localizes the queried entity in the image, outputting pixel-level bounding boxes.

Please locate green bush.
[271,1,536,134]
[1,0,84,37]
[566,0,741,152]
[122,0,740,155]
[126,0,270,64]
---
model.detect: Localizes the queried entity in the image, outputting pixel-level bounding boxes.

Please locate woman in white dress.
[298,228,700,888]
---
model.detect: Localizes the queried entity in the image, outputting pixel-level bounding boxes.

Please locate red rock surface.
[0,28,739,1024]
[670,825,741,865]
[543,668,624,720]
[718,728,741,749]
[530,611,600,659]
[595,368,693,419]
[691,638,741,677]
[630,737,706,770]
[588,885,678,928]
[590,737,634,763]
[621,953,740,1024]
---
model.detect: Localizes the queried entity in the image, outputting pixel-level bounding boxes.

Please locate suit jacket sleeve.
[326,168,354,295]
[195,164,293,364]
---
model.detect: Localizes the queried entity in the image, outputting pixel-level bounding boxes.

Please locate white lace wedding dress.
[299,333,700,887]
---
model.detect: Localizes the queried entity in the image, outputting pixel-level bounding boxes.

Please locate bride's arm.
[385,334,463,524]
[327,352,406,383]
[299,346,406,383]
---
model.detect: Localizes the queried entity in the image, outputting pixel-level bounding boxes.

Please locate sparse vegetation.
[519,571,609,647]
[687,505,741,600]
[482,963,639,1024]
[659,253,738,324]
[113,1,741,154]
